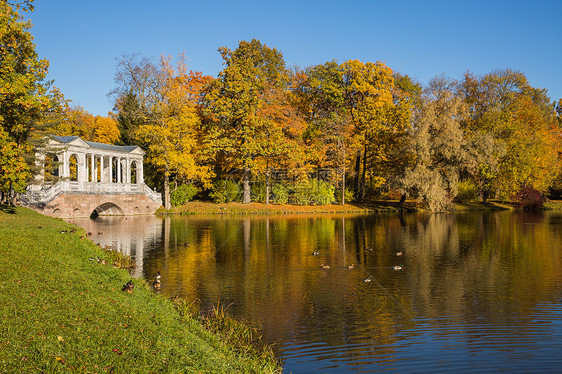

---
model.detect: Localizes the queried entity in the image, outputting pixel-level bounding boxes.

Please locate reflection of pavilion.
[22,136,162,217]
[69,215,163,278]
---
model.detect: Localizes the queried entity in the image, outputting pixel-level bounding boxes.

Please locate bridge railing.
[22,180,162,204]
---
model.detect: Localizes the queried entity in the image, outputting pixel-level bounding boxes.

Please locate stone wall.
[28,193,162,218]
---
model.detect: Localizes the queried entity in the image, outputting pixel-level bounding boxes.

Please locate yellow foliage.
[92,115,120,144]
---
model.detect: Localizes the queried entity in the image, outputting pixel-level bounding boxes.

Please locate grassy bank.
[160,201,376,215]
[159,198,522,215]
[0,206,280,373]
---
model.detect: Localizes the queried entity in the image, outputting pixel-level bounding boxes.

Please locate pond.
[69,211,562,373]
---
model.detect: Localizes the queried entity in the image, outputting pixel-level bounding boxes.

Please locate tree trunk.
[397,193,407,212]
[243,167,251,204]
[360,145,368,201]
[482,188,489,204]
[8,183,16,207]
[265,167,270,205]
[163,173,171,209]
[354,151,361,199]
[341,143,346,206]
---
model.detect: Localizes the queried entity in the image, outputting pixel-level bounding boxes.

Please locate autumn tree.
[254,75,308,203]
[459,69,561,200]
[48,105,120,144]
[202,39,294,203]
[293,59,413,203]
[292,61,354,204]
[399,76,471,211]
[0,0,50,202]
[113,53,213,208]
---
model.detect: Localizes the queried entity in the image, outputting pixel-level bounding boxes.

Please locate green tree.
[0,0,49,201]
[0,128,29,203]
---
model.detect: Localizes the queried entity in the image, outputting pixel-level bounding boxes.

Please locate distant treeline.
[1,1,561,210]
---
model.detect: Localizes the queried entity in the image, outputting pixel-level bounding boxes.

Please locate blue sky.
[30,0,562,116]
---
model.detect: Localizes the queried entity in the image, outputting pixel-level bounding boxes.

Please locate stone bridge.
[21,136,162,218]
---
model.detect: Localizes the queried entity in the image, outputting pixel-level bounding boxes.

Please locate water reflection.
[69,211,562,373]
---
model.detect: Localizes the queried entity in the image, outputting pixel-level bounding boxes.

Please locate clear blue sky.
[30,0,562,116]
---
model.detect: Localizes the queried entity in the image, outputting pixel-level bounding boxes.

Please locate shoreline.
[157,199,535,215]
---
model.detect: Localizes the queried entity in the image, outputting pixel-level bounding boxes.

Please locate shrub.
[210,180,240,203]
[271,183,289,204]
[291,179,311,205]
[455,179,479,202]
[380,188,403,200]
[170,183,199,206]
[513,185,545,210]
[335,187,355,204]
[308,178,335,205]
[251,182,267,203]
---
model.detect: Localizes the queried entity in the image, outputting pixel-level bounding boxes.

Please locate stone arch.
[52,208,62,217]
[45,153,59,182]
[72,208,82,217]
[133,206,140,214]
[91,202,125,217]
[86,154,93,182]
[95,156,102,183]
[112,157,118,183]
[69,154,79,181]
[130,161,137,184]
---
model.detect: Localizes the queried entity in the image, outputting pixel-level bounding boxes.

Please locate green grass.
[0,206,281,373]
[159,201,373,215]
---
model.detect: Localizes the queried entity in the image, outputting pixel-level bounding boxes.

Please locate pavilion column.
[78,154,86,184]
[109,156,113,183]
[102,156,109,183]
[61,152,69,178]
[100,156,105,183]
[138,160,144,184]
[117,157,122,183]
[125,158,131,184]
[94,155,98,183]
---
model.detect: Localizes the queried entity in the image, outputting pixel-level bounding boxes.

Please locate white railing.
[22,180,162,204]
[143,184,162,203]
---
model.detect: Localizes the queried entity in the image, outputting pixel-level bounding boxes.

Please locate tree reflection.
[69,211,562,369]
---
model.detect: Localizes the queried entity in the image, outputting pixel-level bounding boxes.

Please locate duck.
[396,251,403,256]
[347,264,355,269]
[320,264,330,269]
[121,280,134,293]
[152,272,161,291]
[311,251,320,256]
[363,276,372,283]
[366,247,373,252]
[393,265,403,271]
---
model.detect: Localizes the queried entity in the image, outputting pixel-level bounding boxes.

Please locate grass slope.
[0,206,279,373]
[161,201,378,215]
